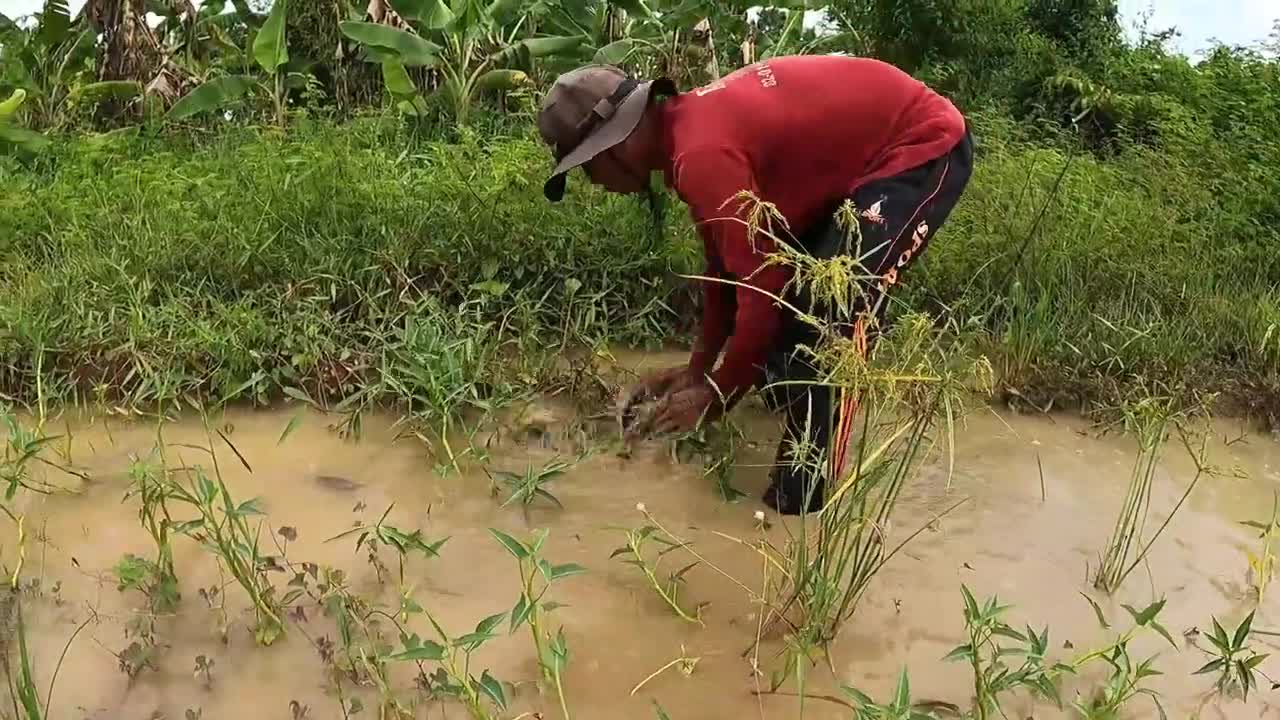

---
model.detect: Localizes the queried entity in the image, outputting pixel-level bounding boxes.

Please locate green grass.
[0,110,1278,427]
[0,116,695,417]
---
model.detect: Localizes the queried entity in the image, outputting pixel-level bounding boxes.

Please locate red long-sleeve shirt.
[659,55,967,399]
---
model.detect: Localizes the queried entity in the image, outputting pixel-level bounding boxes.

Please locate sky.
[1,0,1277,58]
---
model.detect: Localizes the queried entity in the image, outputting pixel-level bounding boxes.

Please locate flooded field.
[4,355,1280,720]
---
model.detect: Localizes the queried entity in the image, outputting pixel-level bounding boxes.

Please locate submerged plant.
[842,668,951,720]
[671,419,748,503]
[391,612,510,720]
[1241,492,1280,602]
[164,458,285,646]
[1069,637,1165,719]
[945,586,1064,719]
[487,455,580,511]
[2,410,63,499]
[490,528,584,720]
[609,508,706,625]
[1094,393,1210,593]
[118,451,181,614]
[326,503,449,586]
[1192,610,1271,701]
[661,193,992,700]
[1066,595,1178,719]
[3,511,91,720]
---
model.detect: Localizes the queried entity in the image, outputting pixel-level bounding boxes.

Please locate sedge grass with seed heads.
[1093,391,1214,593]
[668,193,993,699]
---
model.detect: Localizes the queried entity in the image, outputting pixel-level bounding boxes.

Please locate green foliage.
[168,75,258,119]
[488,456,578,510]
[158,445,287,646]
[609,518,704,625]
[948,586,1066,718]
[842,668,943,720]
[391,610,511,720]
[491,528,584,719]
[0,120,685,412]
[1193,611,1271,701]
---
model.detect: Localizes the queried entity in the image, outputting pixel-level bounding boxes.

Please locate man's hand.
[640,382,722,438]
[620,366,698,415]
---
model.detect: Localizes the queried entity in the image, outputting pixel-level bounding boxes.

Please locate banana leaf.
[167,75,256,120]
[339,21,442,67]
[253,0,289,72]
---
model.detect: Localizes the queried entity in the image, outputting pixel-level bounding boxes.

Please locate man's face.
[580,134,651,194]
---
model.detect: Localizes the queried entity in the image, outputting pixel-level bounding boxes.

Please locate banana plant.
[147,0,256,67]
[0,89,51,155]
[582,1,841,86]
[340,0,585,124]
[253,0,290,124]
[166,0,299,125]
[0,0,101,128]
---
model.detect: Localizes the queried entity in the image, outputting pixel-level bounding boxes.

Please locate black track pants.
[759,130,975,515]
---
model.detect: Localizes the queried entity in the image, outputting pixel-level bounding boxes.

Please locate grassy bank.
[1,112,1278,427]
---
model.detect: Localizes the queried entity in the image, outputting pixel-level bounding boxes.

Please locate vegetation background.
[2,0,1279,429]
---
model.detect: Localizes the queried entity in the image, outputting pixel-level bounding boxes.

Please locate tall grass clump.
[1092,391,1211,593]
[709,194,993,699]
[911,115,1280,418]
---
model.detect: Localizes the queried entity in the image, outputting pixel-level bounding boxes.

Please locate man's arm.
[688,234,733,378]
[671,146,791,405]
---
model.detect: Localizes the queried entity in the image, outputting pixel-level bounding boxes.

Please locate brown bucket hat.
[537,64,673,202]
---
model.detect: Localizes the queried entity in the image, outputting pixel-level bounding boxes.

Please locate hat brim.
[543,79,656,202]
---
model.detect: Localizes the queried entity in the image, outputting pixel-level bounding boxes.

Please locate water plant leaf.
[943,644,974,662]
[530,528,550,554]
[1122,599,1165,627]
[478,670,507,709]
[992,624,1028,642]
[651,699,672,720]
[893,668,911,710]
[1080,591,1110,629]
[475,612,506,636]
[960,585,980,621]
[533,488,563,508]
[488,528,528,559]
[510,594,531,632]
[389,640,445,661]
[1149,620,1178,649]
[1233,610,1256,649]
[549,563,587,580]
[171,519,204,534]
[277,411,303,445]
[1209,617,1232,653]
[1194,658,1225,675]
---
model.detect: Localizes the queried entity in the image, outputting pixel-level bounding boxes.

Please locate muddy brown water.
[4,355,1280,719]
